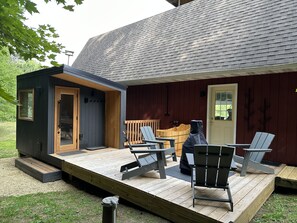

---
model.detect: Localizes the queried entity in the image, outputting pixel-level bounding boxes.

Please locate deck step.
[275,165,297,190]
[15,157,62,183]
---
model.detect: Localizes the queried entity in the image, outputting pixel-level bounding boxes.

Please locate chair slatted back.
[141,126,157,141]
[141,126,162,149]
[249,132,275,162]
[194,145,234,188]
[217,146,234,186]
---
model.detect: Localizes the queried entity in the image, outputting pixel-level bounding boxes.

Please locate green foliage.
[0,86,16,105]
[0,0,84,103]
[0,48,41,121]
[0,49,19,119]
[0,0,84,62]
[0,0,62,65]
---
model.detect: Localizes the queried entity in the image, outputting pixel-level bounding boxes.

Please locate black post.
[101,196,119,223]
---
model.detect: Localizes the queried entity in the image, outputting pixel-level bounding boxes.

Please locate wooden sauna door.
[54,87,80,153]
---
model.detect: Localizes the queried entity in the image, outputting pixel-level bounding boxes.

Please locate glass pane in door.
[60,94,74,146]
[214,91,232,121]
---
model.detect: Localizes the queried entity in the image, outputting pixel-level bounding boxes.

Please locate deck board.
[52,148,285,223]
[275,166,297,189]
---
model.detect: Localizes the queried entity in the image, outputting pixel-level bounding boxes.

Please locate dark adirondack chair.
[228,132,275,176]
[120,132,167,180]
[192,145,234,211]
[140,126,177,162]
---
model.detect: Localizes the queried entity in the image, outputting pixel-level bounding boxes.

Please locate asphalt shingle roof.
[73,0,297,85]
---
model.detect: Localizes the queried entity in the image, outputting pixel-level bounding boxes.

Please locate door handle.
[57,99,61,130]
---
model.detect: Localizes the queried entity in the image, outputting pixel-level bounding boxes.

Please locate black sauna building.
[16,65,126,168]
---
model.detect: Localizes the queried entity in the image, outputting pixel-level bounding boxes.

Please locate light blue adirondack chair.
[140,126,177,162]
[228,132,275,176]
[120,132,167,180]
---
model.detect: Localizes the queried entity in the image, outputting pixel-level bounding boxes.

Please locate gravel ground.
[0,157,75,197]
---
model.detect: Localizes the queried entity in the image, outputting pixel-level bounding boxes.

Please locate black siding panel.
[79,88,105,148]
[17,74,50,160]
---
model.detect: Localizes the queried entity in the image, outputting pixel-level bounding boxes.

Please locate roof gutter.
[117,63,297,86]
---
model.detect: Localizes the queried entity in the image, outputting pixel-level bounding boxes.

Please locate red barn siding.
[126,72,297,165]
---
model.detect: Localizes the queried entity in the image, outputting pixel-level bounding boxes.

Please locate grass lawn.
[0,122,17,158]
[251,188,297,223]
[0,121,296,222]
[0,190,169,223]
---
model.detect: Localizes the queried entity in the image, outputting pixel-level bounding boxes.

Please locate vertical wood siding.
[126,72,297,165]
[79,87,105,148]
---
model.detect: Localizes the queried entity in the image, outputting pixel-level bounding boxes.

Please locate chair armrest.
[130,143,156,148]
[226,144,250,148]
[130,149,167,154]
[186,153,194,166]
[143,139,165,144]
[155,137,175,142]
[143,139,167,148]
[155,137,175,147]
[243,148,272,153]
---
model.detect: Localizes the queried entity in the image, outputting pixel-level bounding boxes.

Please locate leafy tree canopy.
[0,0,84,103]
[0,0,84,65]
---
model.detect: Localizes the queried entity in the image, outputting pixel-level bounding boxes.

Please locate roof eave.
[117,63,297,86]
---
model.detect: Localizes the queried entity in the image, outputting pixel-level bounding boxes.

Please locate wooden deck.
[52,149,285,223]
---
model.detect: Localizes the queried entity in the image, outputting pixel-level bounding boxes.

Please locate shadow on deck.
[52,148,285,223]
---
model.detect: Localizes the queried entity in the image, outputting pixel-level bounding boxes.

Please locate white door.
[207,84,237,145]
